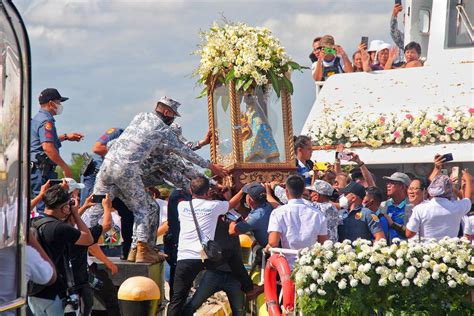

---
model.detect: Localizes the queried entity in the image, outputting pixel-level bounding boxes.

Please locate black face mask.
[157,111,175,126]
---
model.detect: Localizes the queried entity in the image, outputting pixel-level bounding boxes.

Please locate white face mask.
[339,195,349,209]
[54,102,63,115]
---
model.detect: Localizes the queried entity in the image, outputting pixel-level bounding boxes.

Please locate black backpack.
[28,217,63,296]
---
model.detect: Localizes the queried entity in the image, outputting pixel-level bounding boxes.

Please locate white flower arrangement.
[308,107,474,148]
[294,237,474,315]
[194,21,304,98]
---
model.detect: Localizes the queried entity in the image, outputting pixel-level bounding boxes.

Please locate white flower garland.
[307,107,474,148]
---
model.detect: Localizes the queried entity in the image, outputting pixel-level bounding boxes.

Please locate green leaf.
[287,61,301,70]
[281,76,294,94]
[235,78,245,91]
[197,87,207,99]
[224,69,235,84]
[243,78,254,91]
[287,61,310,71]
[268,69,281,98]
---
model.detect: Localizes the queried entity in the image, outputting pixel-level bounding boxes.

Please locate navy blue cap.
[243,182,266,202]
[340,181,366,199]
[39,88,69,104]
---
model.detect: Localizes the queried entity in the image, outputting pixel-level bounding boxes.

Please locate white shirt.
[268,199,328,268]
[406,197,471,240]
[26,246,54,285]
[177,199,229,261]
[156,199,168,226]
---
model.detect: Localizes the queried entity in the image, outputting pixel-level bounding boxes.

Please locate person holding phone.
[312,35,352,81]
[406,171,473,240]
[391,1,405,51]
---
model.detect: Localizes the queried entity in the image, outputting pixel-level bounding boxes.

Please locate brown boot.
[135,241,167,263]
[127,247,137,262]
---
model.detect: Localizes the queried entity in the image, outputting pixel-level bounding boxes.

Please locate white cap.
[367,39,384,52]
[377,42,391,52]
[64,177,85,193]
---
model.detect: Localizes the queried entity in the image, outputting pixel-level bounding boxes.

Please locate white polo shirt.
[268,198,328,268]
[177,198,229,261]
[406,197,471,240]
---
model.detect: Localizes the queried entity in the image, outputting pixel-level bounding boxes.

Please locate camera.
[64,293,80,314]
[88,273,104,290]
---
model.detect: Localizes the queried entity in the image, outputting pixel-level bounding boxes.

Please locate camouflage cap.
[158,96,181,117]
[307,180,334,197]
[428,175,453,199]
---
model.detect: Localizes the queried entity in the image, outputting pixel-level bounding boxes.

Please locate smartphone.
[440,169,448,176]
[49,179,63,186]
[323,47,337,55]
[335,151,352,161]
[450,166,460,181]
[314,162,330,171]
[91,194,106,203]
[395,0,402,5]
[225,209,242,222]
[361,36,369,48]
[441,153,453,162]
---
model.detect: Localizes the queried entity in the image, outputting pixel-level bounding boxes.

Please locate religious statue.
[241,86,280,163]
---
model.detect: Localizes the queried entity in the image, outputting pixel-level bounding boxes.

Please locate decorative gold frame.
[207,78,296,187]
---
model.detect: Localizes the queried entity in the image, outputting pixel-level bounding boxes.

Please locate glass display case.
[208,79,295,188]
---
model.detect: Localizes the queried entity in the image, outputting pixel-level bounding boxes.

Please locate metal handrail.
[456,3,474,42]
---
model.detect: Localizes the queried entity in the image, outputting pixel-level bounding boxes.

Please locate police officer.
[30,88,83,214]
[87,96,227,263]
[81,127,124,203]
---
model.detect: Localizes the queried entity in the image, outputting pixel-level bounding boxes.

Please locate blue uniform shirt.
[30,109,61,162]
[97,128,124,147]
[338,206,383,242]
[386,198,408,240]
[375,209,390,239]
[296,159,312,186]
[235,202,274,247]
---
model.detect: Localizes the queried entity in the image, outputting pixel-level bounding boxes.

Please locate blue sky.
[15,0,397,162]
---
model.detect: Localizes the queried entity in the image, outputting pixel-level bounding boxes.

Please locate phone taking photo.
[335,151,352,161]
[91,194,106,203]
[441,153,453,162]
[361,36,369,48]
[49,179,63,186]
[395,0,402,5]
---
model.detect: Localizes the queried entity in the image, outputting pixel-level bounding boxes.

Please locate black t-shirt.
[212,217,241,272]
[70,225,103,286]
[33,216,81,300]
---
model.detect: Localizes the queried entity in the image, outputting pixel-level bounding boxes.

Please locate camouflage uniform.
[390,16,405,51]
[88,111,209,245]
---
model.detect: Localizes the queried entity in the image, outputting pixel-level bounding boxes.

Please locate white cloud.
[13,0,396,162]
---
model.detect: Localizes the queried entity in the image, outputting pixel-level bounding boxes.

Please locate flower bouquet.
[194,21,305,98]
[294,237,474,315]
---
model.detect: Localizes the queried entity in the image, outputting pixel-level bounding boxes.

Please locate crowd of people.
[22,3,472,316]
[311,3,423,82]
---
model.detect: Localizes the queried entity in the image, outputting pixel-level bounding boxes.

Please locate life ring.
[264,254,295,316]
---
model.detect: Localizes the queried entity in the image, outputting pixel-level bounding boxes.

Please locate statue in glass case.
[241,86,280,163]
